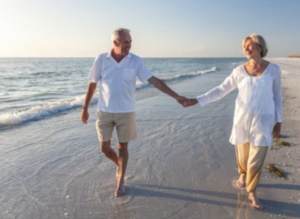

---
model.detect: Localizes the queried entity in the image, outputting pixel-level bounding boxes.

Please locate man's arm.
[147,76,187,106]
[81,82,97,124]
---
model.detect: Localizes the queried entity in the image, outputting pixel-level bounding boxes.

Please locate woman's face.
[243,39,261,59]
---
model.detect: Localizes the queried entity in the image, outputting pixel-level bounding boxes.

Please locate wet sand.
[0,58,299,219]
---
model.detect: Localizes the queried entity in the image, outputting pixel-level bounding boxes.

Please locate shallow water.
[2,58,298,219]
[0,57,245,128]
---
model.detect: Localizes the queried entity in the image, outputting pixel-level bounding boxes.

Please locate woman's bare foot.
[116,167,120,180]
[236,174,245,187]
[115,182,125,197]
[248,193,263,209]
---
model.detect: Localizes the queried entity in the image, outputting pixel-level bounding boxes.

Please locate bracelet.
[82,106,88,110]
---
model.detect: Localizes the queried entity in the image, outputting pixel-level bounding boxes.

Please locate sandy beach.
[0,58,299,219]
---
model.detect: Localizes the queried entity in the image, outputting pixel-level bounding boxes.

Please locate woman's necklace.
[253,65,261,75]
[250,62,265,76]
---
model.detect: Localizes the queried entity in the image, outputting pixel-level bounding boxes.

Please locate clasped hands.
[176,96,198,108]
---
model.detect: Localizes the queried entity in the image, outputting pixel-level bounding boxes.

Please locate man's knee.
[118,142,128,150]
[100,141,111,154]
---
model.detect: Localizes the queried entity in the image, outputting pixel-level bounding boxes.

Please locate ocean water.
[0,57,245,130]
[1,58,298,219]
[0,57,250,219]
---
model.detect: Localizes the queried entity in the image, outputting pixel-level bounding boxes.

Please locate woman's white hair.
[111,28,130,43]
[243,34,268,58]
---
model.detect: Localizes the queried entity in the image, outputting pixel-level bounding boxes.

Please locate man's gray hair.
[111,28,130,43]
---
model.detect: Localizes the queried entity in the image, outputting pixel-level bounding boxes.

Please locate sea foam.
[0,96,97,128]
[0,66,218,128]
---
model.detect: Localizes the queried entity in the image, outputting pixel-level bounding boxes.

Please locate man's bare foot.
[248,193,263,209]
[115,182,125,197]
[236,174,245,187]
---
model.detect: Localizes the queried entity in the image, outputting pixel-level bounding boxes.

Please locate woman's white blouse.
[197,63,282,147]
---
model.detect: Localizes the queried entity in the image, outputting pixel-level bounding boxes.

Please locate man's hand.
[81,108,89,124]
[176,96,189,107]
[80,82,97,124]
[273,122,281,138]
[184,98,198,107]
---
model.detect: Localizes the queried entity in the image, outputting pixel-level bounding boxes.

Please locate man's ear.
[113,40,119,47]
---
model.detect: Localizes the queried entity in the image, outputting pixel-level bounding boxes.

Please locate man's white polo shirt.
[88,51,153,113]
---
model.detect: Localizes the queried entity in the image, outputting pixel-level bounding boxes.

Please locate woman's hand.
[273,122,281,138]
[184,98,199,107]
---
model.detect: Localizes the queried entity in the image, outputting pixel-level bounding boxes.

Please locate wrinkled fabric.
[197,63,282,147]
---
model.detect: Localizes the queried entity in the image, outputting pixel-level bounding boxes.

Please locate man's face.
[115,32,132,56]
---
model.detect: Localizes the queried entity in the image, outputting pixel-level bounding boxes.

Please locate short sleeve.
[136,58,153,83]
[87,55,102,83]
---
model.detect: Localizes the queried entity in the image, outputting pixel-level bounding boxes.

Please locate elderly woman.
[185,34,282,209]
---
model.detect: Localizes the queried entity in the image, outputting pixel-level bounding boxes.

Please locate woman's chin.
[246,54,254,59]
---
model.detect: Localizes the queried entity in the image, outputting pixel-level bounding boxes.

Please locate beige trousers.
[235,142,268,192]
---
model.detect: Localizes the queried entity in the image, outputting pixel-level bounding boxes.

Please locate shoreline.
[0,58,299,219]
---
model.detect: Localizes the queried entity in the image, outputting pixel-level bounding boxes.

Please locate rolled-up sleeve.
[88,55,101,83]
[197,69,238,106]
[273,67,283,122]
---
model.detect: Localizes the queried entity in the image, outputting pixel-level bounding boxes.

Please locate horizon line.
[0,56,254,59]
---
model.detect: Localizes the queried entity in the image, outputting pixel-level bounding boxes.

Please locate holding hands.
[175,96,189,107]
[183,98,198,107]
[175,96,199,108]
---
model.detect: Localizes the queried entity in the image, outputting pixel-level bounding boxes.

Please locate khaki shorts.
[95,110,137,143]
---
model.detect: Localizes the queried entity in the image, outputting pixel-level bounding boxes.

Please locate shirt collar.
[107,49,131,59]
[107,50,112,58]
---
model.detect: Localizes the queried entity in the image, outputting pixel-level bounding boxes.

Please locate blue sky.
[0,0,299,57]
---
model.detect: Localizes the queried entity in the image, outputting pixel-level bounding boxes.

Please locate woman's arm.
[272,67,283,137]
[196,70,238,106]
[273,67,283,123]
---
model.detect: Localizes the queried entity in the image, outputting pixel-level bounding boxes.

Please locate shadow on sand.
[125,184,300,218]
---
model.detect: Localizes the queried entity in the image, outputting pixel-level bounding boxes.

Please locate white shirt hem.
[97,108,136,113]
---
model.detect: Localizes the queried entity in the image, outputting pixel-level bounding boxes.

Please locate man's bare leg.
[100,140,118,166]
[100,140,120,179]
[115,142,128,197]
[248,192,263,209]
[236,173,246,187]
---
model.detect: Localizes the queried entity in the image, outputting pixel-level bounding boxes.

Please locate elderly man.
[81,28,187,197]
